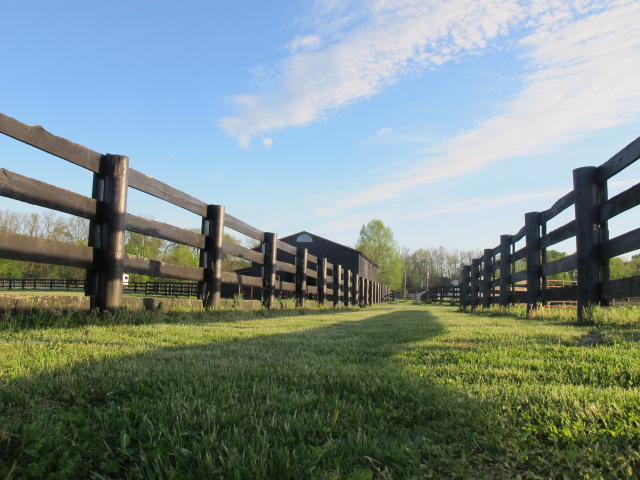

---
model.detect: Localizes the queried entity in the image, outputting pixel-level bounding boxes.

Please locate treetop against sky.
[1,0,639,253]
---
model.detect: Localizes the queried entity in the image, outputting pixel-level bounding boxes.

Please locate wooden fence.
[0,113,391,310]
[458,136,640,320]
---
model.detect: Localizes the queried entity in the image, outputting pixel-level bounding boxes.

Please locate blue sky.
[1,0,639,254]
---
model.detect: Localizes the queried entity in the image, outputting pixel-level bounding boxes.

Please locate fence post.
[470,259,480,309]
[525,211,542,311]
[353,273,360,306]
[203,205,224,309]
[318,258,327,305]
[363,278,368,305]
[344,269,351,307]
[296,247,308,308]
[460,266,470,308]
[482,249,493,308]
[263,232,277,310]
[85,171,105,299]
[94,154,128,311]
[573,167,608,320]
[333,264,342,308]
[498,235,511,307]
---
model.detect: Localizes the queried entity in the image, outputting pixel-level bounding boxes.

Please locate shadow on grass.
[0,305,504,479]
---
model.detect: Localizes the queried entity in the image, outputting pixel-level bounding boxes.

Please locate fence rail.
[459,136,640,320]
[0,113,392,310]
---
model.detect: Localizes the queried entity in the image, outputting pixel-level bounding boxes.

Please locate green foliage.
[1,302,639,478]
[355,220,403,290]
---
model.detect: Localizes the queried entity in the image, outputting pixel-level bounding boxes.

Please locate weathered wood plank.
[124,256,204,281]
[276,261,296,274]
[306,268,318,279]
[511,269,527,284]
[307,253,318,264]
[0,112,102,172]
[541,253,577,277]
[512,225,526,243]
[0,231,93,269]
[511,247,527,262]
[600,182,640,222]
[0,168,97,219]
[540,220,576,249]
[278,280,296,293]
[601,228,640,260]
[542,285,577,302]
[126,214,205,249]
[541,190,575,223]
[220,271,263,288]
[307,285,318,295]
[598,135,640,181]
[127,168,207,217]
[222,242,264,264]
[276,240,297,256]
[224,214,265,242]
[602,275,640,299]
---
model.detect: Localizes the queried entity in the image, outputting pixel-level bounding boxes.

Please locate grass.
[0,302,639,479]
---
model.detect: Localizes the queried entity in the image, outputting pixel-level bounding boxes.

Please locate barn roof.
[280,231,378,267]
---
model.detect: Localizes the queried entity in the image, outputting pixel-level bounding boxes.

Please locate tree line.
[354,219,640,294]
[354,219,481,293]
[2,210,637,291]
[0,209,252,281]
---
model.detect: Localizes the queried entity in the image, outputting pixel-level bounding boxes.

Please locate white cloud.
[313,0,640,215]
[288,35,323,53]
[262,138,274,148]
[219,0,529,147]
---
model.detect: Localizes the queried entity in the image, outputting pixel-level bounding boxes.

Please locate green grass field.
[1,302,639,479]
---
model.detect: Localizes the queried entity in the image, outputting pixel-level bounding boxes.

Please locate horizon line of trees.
[2,210,638,291]
[354,219,640,294]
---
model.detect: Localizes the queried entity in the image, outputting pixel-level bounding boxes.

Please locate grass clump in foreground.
[463,303,640,328]
[1,302,639,478]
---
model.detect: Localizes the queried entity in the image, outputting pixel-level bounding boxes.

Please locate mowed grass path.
[1,302,639,479]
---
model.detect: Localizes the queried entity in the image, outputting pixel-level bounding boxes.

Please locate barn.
[278,231,378,284]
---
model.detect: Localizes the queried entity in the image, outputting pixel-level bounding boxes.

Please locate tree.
[355,220,403,290]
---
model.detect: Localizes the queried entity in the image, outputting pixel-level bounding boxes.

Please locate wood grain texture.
[126,214,205,249]
[0,168,97,219]
[0,231,93,269]
[0,112,102,172]
[128,168,207,217]
[598,135,640,181]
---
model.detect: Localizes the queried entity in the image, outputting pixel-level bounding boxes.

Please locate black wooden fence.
[0,113,391,310]
[459,136,640,320]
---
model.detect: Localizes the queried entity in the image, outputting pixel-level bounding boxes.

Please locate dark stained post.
[197,213,210,300]
[333,264,342,308]
[353,273,360,306]
[470,259,480,309]
[296,247,308,308]
[368,280,374,306]
[318,257,327,306]
[344,269,351,307]
[85,171,105,299]
[460,265,471,308]
[573,167,608,321]
[362,277,368,306]
[94,154,128,311]
[203,205,224,309]
[482,249,492,308]
[525,212,542,312]
[263,232,277,310]
[498,235,511,307]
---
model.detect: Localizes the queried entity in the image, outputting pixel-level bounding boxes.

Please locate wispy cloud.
[219,0,529,147]
[312,0,640,215]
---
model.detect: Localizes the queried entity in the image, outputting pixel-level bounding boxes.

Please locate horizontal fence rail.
[458,136,640,321]
[0,113,392,310]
